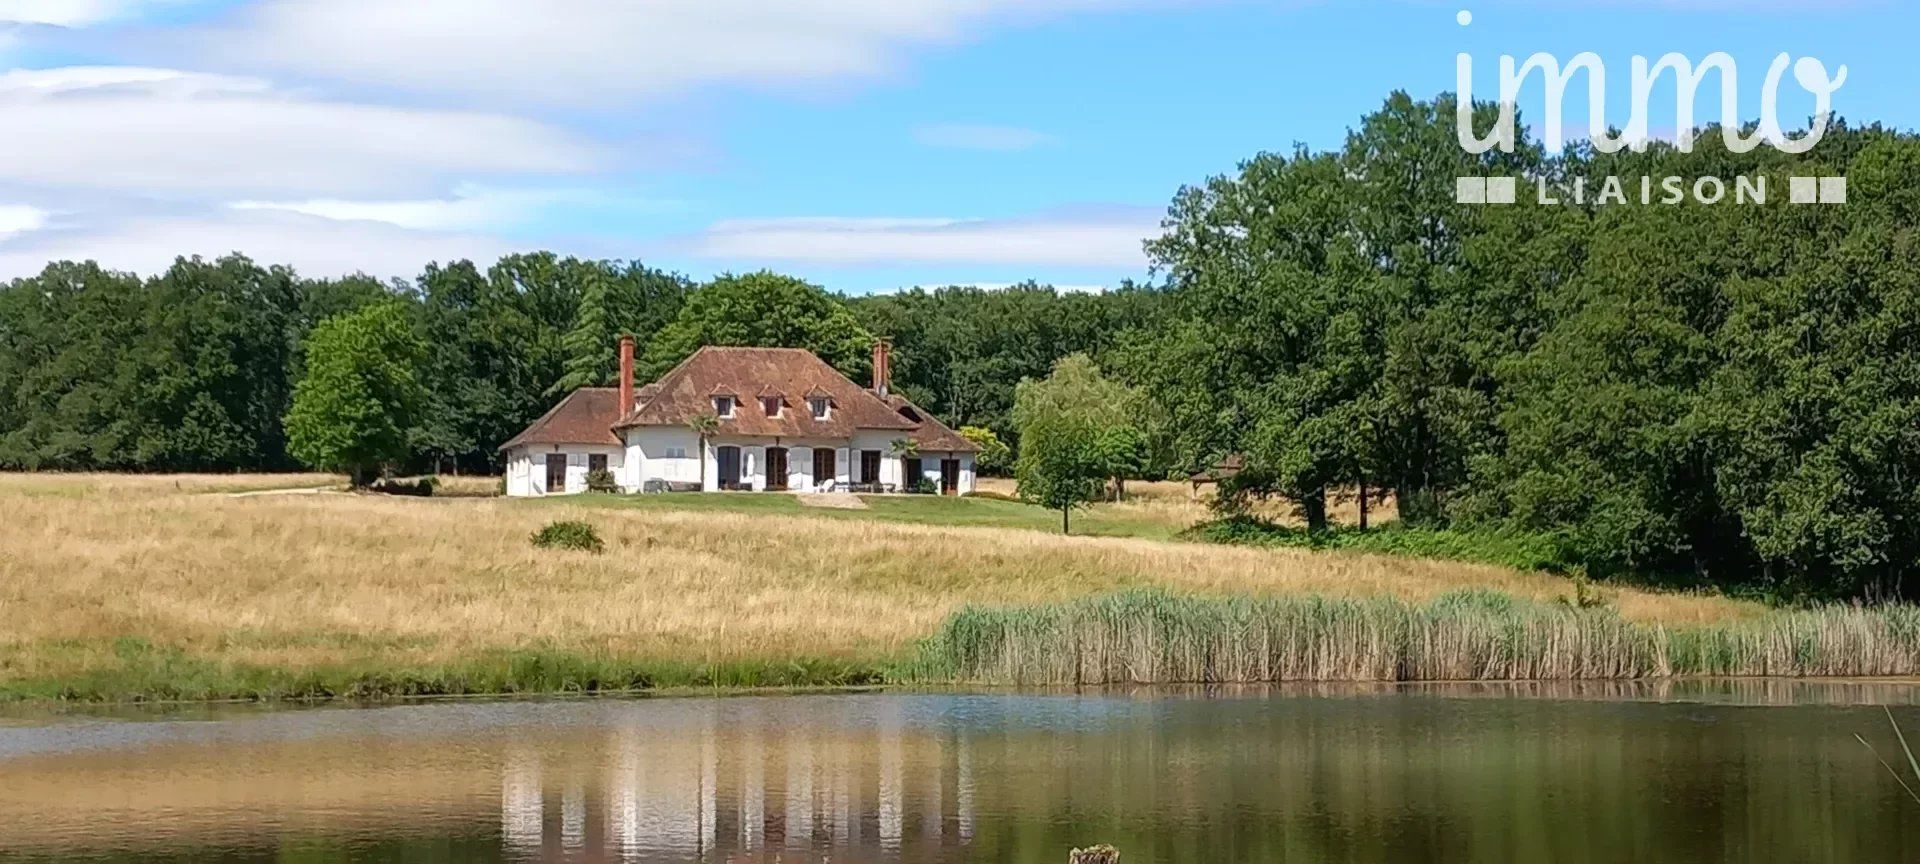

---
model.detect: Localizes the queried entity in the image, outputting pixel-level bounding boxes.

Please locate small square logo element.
[1456,177,1487,205]
[1790,176,1820,204]
[1486,177,1517,205]
[1820,177,1848,205]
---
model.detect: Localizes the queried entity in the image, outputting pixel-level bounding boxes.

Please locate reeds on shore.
[910,589,1920,685]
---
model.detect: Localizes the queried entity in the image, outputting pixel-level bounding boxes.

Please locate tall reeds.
[912,589,1920,685]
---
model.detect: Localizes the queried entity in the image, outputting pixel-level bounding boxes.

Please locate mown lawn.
[528,489,1197,540]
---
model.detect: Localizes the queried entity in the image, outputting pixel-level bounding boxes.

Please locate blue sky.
[0,0,1911,293]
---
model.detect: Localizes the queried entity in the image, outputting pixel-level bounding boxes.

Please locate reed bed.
[913,590,1920,685]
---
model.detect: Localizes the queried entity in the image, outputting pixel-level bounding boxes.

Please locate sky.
[0,0,1913,294]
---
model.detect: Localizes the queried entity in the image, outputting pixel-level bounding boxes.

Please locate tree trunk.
[1358,480,1370,530]
[698,435,707,490]
[1302,488,1328,534]
[1062,506,1072,535]
[348,463,370,488]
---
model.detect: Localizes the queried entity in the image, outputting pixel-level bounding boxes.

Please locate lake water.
[2,683,1919,863]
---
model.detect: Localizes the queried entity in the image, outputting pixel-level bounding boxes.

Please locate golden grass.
[0,473,1756,699]
[0,472,342,499]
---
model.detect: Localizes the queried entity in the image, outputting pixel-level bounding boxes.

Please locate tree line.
[0,255,1155,476]
[1121,92,1920,599]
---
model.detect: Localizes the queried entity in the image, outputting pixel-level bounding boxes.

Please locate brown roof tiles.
[884,394,980,453]
[497,388,622,450]
[502,346,979,452]
[618,346,915,437]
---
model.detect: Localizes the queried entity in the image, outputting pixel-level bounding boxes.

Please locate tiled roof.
[497,388,623,450]
[884,395,980,453]
[618,347,916,436]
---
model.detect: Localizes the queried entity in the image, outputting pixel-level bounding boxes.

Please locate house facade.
[501,339,978,497]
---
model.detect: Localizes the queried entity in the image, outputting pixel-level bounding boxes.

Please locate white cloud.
[0,208,522,279]
[690,207,1159,267]
[227,185,626,232]
[0,0,152,26]
[170,0,1163,105]
[0,66,602,196]
[914,123,1056,152]
[0,203,48,239]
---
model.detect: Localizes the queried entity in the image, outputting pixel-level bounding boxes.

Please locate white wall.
[625,427,702,491]
[505,444,625,496]
[564,427,978,495]
[505,450,534,497]
[851,431,903,489]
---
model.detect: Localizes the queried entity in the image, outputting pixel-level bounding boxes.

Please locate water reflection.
[0,684,1918,862]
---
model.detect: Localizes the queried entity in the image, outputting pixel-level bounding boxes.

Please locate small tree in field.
[1016,424,1106,534]
[1014,356,1118,534]
[285,302,427,487]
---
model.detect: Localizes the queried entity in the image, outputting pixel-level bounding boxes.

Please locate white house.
[501,339,978,497]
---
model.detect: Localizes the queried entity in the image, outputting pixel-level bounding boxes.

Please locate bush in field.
[584,468,619,493]
[371,476,436,497]
[531,520,604,553]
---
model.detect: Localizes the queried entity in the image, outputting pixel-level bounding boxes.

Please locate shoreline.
[8,674,1920,712]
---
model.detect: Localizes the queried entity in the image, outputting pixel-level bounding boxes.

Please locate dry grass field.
[0,473,1756,701]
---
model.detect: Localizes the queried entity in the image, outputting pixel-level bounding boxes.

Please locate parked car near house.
[500,338,978,497]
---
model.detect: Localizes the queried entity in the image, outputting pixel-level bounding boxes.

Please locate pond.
[2,683,1918,862]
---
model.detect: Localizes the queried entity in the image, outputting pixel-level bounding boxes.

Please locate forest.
[5,90,1920,599]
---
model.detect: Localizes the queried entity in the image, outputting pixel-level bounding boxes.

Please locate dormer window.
[809,397,830,419]
[713,396,736,418]
[761,396,781,417]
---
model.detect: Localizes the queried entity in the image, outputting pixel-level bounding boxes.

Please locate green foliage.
[848,282,1168,449]
[643,271,872,380]
[584,468,619,493]
[1142,92,1920,599]
[0,256,302,471]
[530,520,604,553]
[958,425,1011,474]
[285,302,428,486]
[1013,355,1135,532]
[553,260,690,394]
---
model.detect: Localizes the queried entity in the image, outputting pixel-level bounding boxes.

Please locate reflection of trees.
[496,694,1920,864]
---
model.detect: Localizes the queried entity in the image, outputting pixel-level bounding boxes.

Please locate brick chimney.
[618,335,636,417]
[871,338,891,398]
